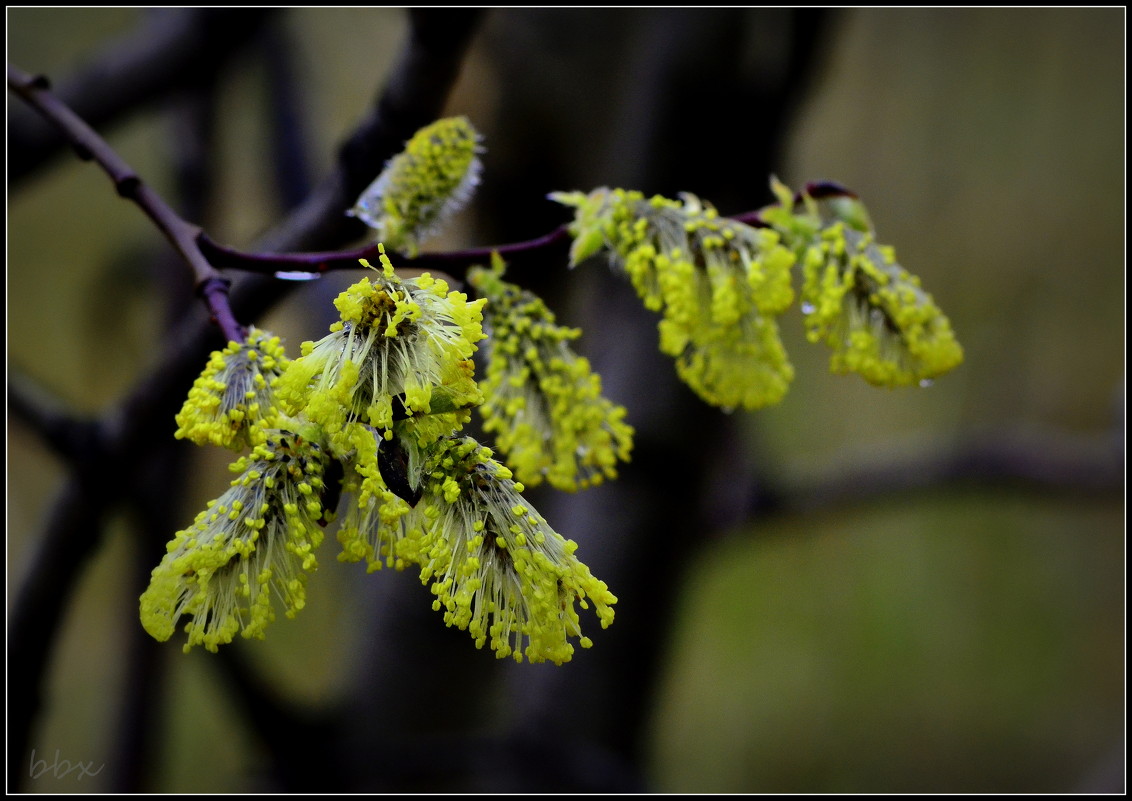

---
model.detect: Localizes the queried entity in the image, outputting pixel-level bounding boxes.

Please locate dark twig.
[200,179,845,281]
[197,223,571,280]
[8,63,244,344]
[10,48,838,297]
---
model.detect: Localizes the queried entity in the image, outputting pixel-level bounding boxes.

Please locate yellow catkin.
[139,430,328,652]
[407,436,616,665]
[800,222,964,387]
[274,249,486,460]
[174,327,289,451]
[349,117,484,256]
[554,188,797,410]
[468,255,633,491]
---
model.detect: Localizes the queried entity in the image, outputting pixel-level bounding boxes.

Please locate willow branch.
[8,63,244,344]
[197,223,572,280]
[11,41,841,342]
[201,176,846,279]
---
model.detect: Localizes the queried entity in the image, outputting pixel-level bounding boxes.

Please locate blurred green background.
[8,8,1124,793]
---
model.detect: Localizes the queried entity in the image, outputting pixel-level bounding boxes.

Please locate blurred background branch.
[7,370,101,463]
[7,9,278,187]
[755,426,1125,519]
